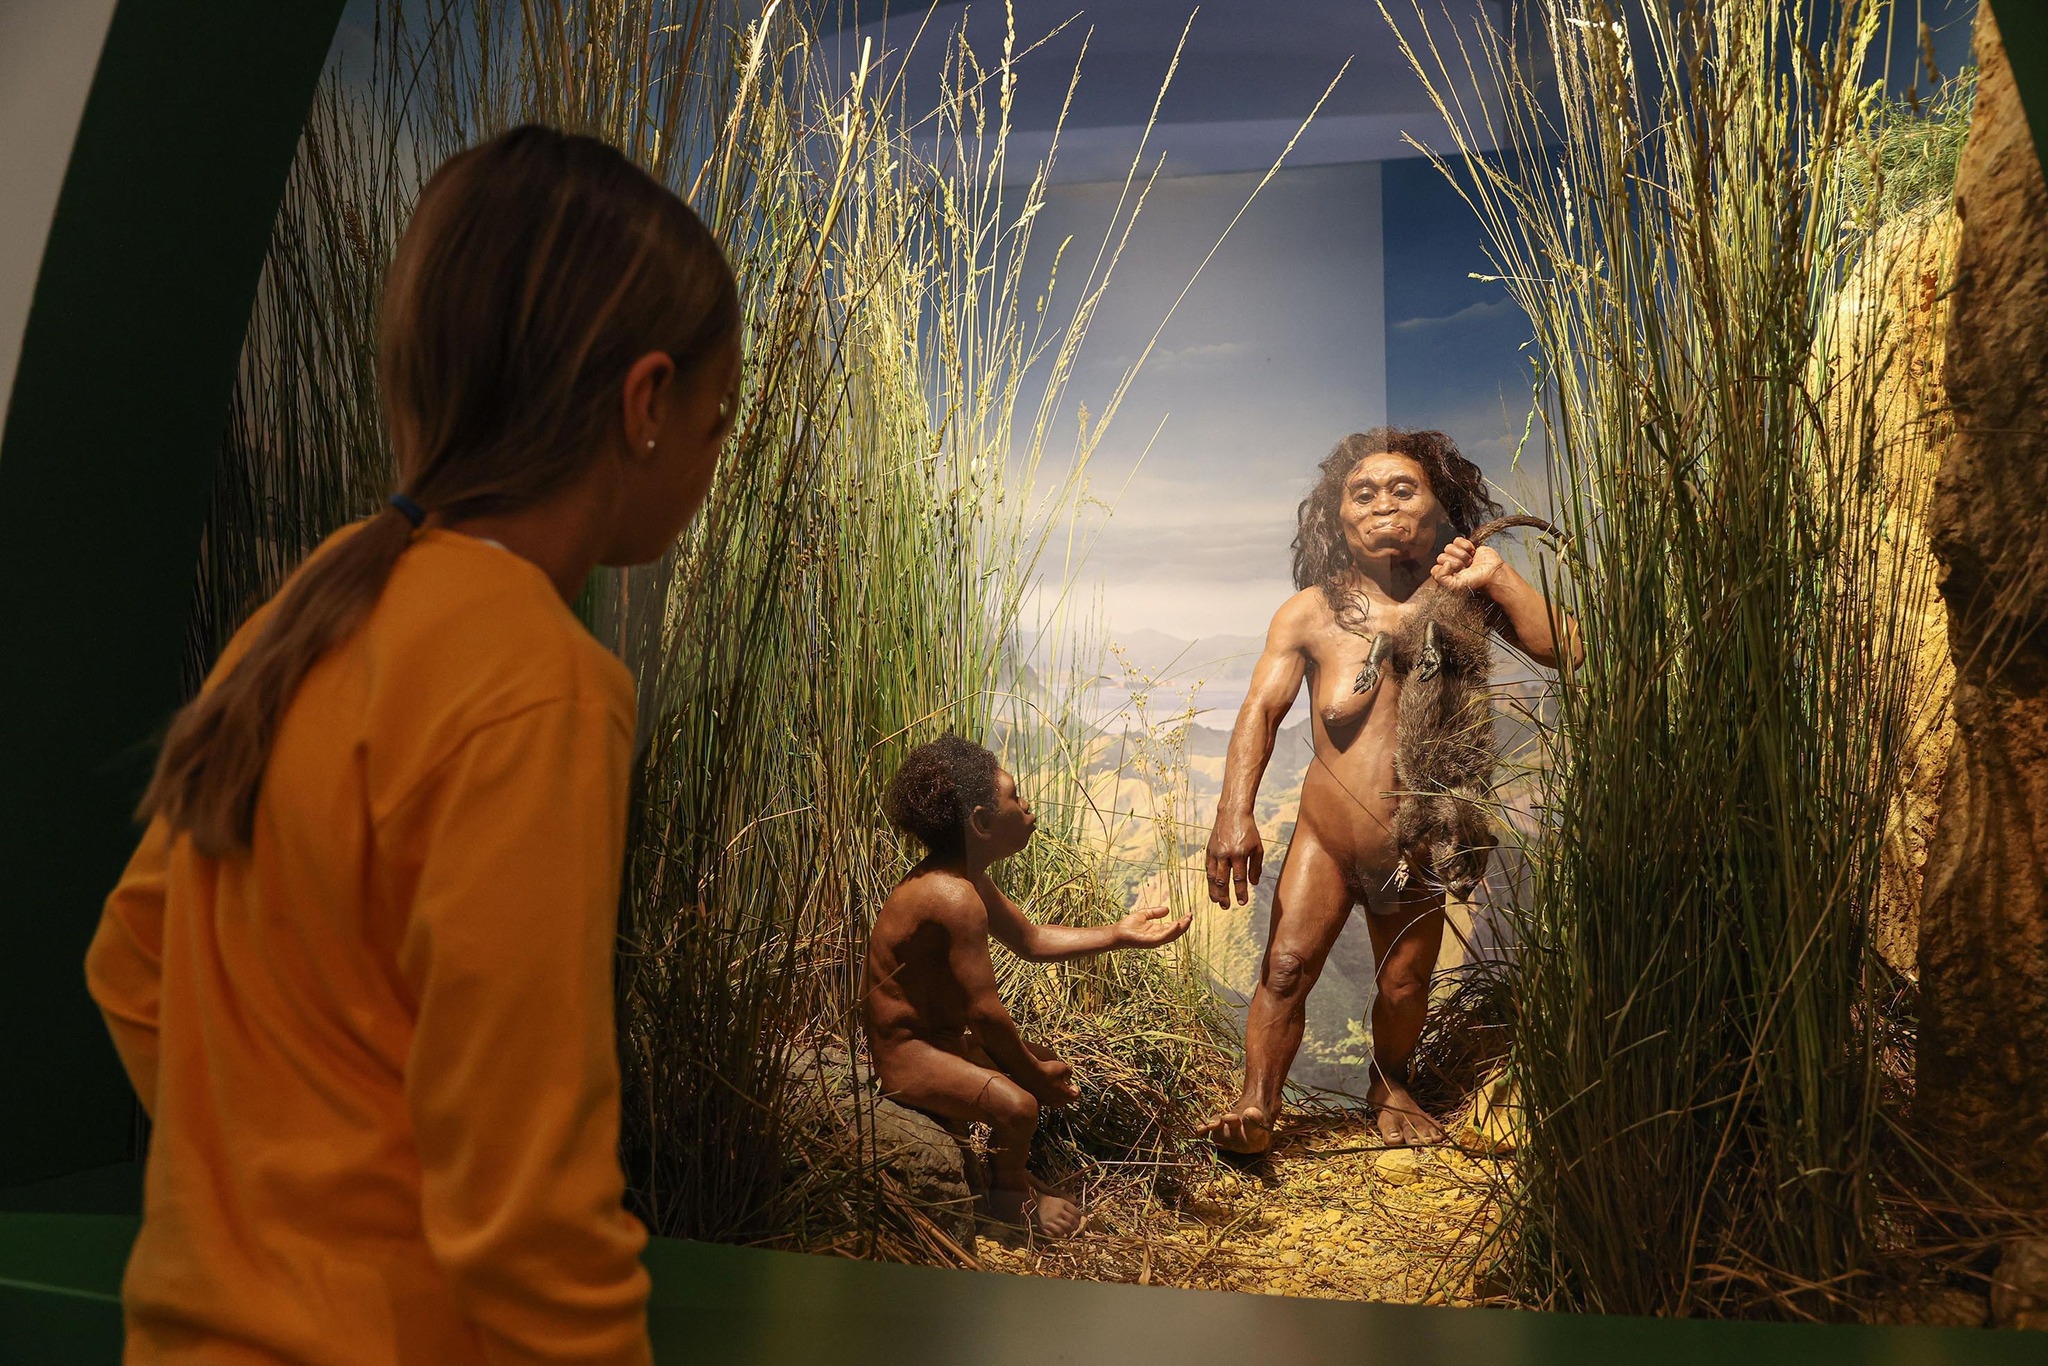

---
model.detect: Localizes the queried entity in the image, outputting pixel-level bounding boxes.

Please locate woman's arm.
[86,815,174,1119]
[1206,598,1312,906]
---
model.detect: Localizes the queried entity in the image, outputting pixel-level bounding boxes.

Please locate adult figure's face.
[1338,451,1447,570]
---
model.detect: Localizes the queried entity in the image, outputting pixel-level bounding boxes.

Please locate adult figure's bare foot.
[1197,1102,1274,1155]
[990,1179,1085,1238]
[1368,1073,1445,1147]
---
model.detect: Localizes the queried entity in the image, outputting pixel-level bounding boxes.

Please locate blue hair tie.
[389,493,428,528]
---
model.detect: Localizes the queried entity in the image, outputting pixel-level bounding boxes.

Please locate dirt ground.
[973,1108,1513,1305]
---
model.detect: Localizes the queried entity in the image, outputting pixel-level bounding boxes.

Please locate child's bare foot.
[1197,1101,1273,1154]
[1028,1174,1086,1237]
[989,1180,1085,1238]
[1368,1074,1444,1146]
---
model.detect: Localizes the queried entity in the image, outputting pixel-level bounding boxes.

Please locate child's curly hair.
[885,733,1000,856]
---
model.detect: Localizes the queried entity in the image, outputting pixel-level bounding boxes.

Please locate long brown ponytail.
[141,126,739,857]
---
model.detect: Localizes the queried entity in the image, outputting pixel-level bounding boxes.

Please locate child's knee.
[982,1076,1039,1134]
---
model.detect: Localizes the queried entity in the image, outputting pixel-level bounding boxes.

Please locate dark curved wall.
[0,0,346,1196]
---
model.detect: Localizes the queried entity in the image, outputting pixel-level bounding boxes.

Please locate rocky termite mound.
[1922,2,2048,1228]
[1830,201,1960,979]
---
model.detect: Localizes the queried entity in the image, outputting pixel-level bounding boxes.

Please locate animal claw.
[1351,632,1392,694]
[1416,620,1442,681]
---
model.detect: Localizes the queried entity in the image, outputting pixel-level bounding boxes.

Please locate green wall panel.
[2,1216,2044,1366]
[0,0,347,1190]
[1994,1,2048,171]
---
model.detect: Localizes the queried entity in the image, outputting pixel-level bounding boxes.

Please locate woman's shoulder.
[368,529,635,724]
[210,522,636,784]
[1267,584,1346,651]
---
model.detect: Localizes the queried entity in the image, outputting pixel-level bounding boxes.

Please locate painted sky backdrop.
[837,0,1514,671]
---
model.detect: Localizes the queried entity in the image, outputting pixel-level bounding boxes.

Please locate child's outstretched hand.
[1114,904,1194,949]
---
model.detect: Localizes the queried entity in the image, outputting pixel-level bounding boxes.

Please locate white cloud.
[1390,296,1517,331]
[1140,340,1248,374]
[1029,569,1301,644]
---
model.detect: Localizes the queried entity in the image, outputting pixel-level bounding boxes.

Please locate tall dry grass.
[592,2,1236,1246]
[1388,0,1946,1319]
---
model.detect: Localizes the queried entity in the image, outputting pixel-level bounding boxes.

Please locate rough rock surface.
[790,1044,981,1246]
[1992,1237,2048,1330]
[1920,4,2048,1212]
[1833,204,1960,980]
[1876,1286,1989,1328]
[868,1096,981,1246]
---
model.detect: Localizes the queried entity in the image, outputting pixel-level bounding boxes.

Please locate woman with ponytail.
[85,125,740,1365]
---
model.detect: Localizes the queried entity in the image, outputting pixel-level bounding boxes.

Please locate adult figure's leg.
[1201,833,1354,1153]
[1362,881,1448,1145]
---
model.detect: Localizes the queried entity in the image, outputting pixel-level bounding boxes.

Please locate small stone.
[1376,1148,1423,1185]
[1455,1069,1524,1155]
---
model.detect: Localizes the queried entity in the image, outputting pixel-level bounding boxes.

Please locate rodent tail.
[1465,514,1561,546]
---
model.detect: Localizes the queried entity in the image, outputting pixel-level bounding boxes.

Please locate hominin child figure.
[862,734,1192,1237]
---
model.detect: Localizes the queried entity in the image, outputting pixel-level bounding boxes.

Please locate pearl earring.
[645,438,656,451]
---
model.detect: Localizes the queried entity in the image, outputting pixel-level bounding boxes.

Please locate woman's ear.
[966,804,993,839]
[620,350,678,460]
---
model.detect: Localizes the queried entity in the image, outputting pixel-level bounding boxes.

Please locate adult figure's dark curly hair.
[1291,427,1502,628]
[885,732,1001,856]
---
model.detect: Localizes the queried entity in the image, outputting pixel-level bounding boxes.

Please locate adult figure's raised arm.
[1206,597,1311,907]
[1431,536,1584,669]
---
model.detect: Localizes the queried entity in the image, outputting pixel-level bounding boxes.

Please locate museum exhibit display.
[4,0,2047,1361]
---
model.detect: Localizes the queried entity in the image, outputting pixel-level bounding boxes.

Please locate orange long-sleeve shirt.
[86,527,653,1365]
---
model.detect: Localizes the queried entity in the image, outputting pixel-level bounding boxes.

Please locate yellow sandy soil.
[973,1105,1515,1305]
